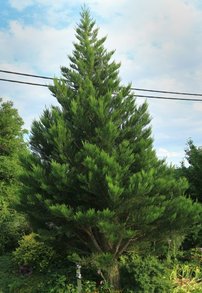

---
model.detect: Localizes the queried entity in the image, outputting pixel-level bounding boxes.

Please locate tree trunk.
[107,263,120,291]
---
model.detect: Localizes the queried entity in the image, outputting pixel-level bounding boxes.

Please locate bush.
[120,254,172,293]
[171,262,202,293]
[0,255,69,293]
[0,254,44,293]
[190,248,202,265]
[13,233,54,272]
[0,202,28,255]
[0,254,13,292]
[0,254,121,293]
[45,278,97,293]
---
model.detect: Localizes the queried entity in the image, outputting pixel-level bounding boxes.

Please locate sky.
[1,0,202,166]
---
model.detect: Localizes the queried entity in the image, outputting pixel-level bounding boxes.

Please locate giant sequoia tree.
[19,10,201,289]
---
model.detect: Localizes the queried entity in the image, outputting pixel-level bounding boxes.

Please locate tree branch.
[117,236,140,257]
[83,227,103,253]
[114,213,130,256]
[114,237,123,257]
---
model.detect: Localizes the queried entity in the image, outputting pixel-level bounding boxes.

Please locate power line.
[0,78,48,87]
[1,69,202,97]
[1,77,202,102]
[1,73,202,102]
[131,87,202,97]
[135,94,202,102]
[0,69,53,80]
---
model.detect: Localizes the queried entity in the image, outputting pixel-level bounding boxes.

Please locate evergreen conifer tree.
[179,139,202,202]
[176,140,202,248]
[19,9,201,289]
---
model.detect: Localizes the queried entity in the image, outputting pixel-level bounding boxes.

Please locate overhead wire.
[131,87,202,97]
[1,69,202,101]
[0,69,53,80]
[0,78,48,87]
[134,94,202,102]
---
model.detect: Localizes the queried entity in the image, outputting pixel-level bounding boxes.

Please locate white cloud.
[193,103,202,112]
[9,0,34,11]
[157,148,184,159]
[0,21,74,75]
[156,148,185,166]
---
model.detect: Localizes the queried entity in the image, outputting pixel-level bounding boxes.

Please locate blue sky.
[1,0,202,165]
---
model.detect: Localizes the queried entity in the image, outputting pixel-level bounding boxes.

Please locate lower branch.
[117,236,139,257]
[83,227,103,253]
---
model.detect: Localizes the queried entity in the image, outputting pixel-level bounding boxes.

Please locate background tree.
[179,139,202,202]
[0,98,28,254]
[176,139,202,247]
[18,9,202,290]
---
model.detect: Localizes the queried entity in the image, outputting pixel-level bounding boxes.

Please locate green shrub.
[0,202,28,255]
[171,262,202,293]
[120,254,172,293]
[190,248,202,265]
[46,278,97,293]
[0,256,117,293]
[0,254,43,293]
[13,233,54,272]
[0,254,13,292]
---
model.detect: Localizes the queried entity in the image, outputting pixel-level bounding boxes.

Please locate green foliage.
[0,99,29,254]
[0,254,44,293]
[13,233,54,272]
[18,8,202,290]
[0,202,28,254]
[0,98,26,202]
[190,248,202,264]
[0,253,74,293]
[0,254,14,293]
[27,277,96,293]
[120,254,172,293]
[176,140,202,248]
[171,262,202,292]
[0,98,25,155]
[178,139,202,202]
[0,254,109,293]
